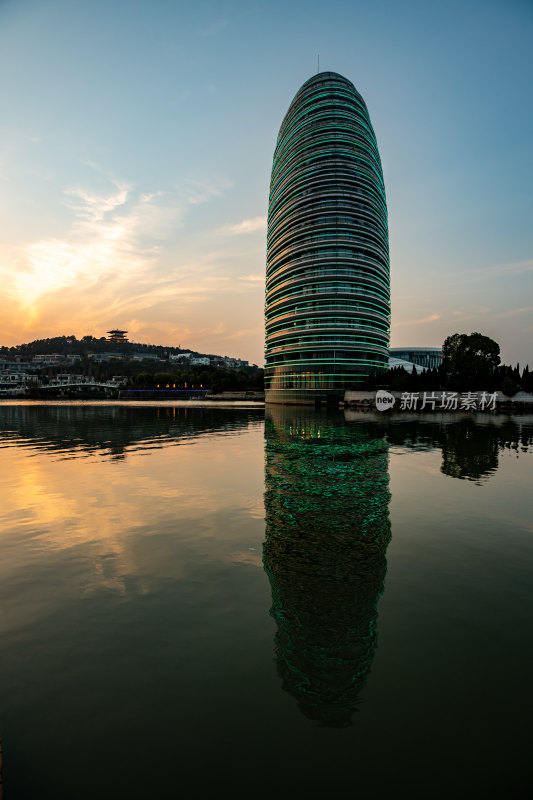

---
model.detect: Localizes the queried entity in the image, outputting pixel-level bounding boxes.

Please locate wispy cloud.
[448,307,492,320]
[219,216,267,235]
[448,257,533,287]
[63,180,130,222]
[392,313,442,327]
[4,172,235,313]
[487,258,533,277]
[183,177,232,205]
[9,181,178,306]
[219,326,263,341]
[494,305,533,319]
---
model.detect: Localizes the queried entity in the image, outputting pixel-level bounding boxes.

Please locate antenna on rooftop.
[317,54,320,73]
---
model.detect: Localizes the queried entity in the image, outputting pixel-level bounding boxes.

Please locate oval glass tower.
[265,72,390,404]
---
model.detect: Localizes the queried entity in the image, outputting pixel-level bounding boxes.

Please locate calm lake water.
[0,402,532,798]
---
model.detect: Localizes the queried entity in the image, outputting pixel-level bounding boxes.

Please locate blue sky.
[0,0,531,365]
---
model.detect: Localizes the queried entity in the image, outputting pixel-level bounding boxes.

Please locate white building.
[32,354,66,366]
[88,353,125,362]
[0,372,39,394]
[388,357,426,374]
[0,360,33,373]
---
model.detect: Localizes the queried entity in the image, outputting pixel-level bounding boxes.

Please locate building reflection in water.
[0,403,262,459]
[263,407,391,727]
[379,414,533,483]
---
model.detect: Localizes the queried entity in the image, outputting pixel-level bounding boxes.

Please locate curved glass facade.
[265,72,390,404]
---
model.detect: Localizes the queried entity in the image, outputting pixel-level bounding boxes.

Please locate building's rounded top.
[290,71,363,102]
[278,71,367,144]
[300,70,355,86]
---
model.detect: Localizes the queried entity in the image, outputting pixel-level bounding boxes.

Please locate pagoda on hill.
[107,329,128,343]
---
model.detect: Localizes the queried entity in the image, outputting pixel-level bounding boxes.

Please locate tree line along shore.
[1,332,531,398]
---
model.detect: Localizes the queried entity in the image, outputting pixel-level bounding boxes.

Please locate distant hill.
[1,335,208,361]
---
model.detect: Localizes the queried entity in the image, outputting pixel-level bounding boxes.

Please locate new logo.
[375,390,396,411]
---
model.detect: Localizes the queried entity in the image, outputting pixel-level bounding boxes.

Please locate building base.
[265,389,345,406]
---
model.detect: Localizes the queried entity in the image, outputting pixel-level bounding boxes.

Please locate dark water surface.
[0,403,532,798]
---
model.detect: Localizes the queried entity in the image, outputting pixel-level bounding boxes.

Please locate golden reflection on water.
[0,411,265,622]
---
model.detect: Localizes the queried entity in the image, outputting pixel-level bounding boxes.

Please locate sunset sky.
[1,0,532,365]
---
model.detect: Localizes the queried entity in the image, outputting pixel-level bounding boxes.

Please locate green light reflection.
[262,407,391,727]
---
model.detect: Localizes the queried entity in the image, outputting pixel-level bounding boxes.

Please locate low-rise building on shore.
[389,348,443,371]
